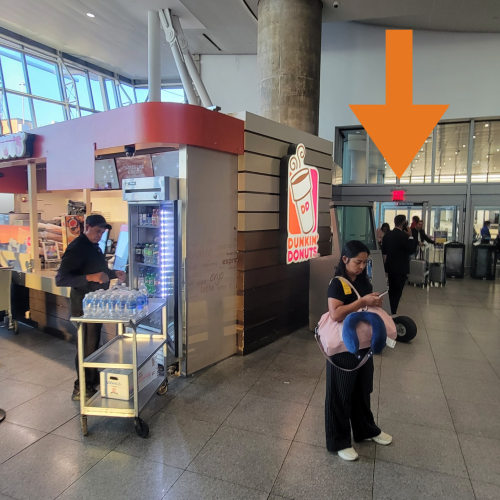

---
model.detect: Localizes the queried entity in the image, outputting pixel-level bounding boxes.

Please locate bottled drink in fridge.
[153,244,159,265]
[146,211,152,226]
[138,268,145,289]
[135,243,142,263]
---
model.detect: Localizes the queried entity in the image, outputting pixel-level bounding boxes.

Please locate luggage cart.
[0,267,19,334]
[71,298,169,438]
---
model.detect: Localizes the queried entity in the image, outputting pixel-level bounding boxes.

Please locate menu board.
[115,155,154,187]
[95,159,120,190]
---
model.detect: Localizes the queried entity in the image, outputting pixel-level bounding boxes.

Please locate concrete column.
[258,0,323,135]
[148,11,161,102]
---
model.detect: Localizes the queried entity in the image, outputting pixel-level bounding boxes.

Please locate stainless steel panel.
[82,335,166,368]
[122,176,179,202]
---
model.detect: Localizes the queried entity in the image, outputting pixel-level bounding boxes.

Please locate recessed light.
[356,131,360,134]
[485,123,489,127]
[455,152,458,154]
[473,136,476,139]
[444,162,446,165]
[463,144,466,148]
[86,13,95,18]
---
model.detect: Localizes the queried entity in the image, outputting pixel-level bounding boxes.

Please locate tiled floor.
[1,278,500,499]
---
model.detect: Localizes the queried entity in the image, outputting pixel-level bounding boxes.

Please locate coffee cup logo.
[285,144,319,264]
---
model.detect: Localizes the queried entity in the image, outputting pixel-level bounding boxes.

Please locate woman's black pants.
[325,349,380,452]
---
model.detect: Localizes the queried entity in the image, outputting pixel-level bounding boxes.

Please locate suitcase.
[429,247,446,286]
[408,248,428,287]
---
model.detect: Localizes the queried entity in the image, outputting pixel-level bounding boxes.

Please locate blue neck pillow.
[342,311,387,355]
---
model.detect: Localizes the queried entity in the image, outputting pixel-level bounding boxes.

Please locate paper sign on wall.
[286,144,319,264]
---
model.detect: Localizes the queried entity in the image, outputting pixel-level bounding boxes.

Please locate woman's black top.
[327,276,373,305]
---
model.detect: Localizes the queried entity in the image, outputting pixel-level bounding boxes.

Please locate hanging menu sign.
[284,143,319,264]
[115,155,154,187]
[0,132,35,160]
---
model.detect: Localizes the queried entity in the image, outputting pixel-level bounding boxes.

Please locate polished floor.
[1,278,500,499]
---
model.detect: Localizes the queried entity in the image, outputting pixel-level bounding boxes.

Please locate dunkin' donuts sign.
[286,144,319,264]
[0,132,35,160]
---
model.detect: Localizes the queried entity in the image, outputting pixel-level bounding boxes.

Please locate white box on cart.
[100,356,158,400]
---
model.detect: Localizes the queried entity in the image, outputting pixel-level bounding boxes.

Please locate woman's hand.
[362,293,383,308]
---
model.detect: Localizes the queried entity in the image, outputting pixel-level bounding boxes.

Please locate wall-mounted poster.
[115,155,154,187]
[42,240,60,261]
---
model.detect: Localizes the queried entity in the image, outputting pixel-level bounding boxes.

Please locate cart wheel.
[394,316,418,343]
[157,380,168,395]
[135,418,149,438]
[81,415,88,436]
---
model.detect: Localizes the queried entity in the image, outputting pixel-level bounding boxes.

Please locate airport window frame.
[336,117,500,187]
[0,32,186,136]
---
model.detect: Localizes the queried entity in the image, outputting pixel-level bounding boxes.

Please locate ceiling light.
[444,162,446,165]
[86,12,95,17]
[473,136,476,139]
[485,123,489,127]
[418,155,420,157]
[477,161,480,164]
[463,144,466,148]
[356,131,360,134]
[449,157,451,160]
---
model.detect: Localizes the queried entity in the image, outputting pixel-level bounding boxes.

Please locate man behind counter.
[56,214,126,401]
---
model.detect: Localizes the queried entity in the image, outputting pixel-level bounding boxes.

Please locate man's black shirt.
[56,234,116,294]
[382,228,417,275]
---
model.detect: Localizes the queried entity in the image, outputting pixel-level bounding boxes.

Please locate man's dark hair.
[394,215,406,227]
[484,221,491,226]
[412,215,420,223]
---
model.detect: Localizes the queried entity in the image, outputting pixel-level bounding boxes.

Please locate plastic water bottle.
[98,293,110,319]
[90,293,99,317]
[82,292,93,317]
[117,292,128,320]
[139,285,149,313]
[126,293,137,319]
[135,290,146,316]
[108,292,120,319]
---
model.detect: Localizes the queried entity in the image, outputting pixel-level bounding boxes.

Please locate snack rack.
[71,298,168,438]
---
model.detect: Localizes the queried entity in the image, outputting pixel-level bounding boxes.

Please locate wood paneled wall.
[235,113,333,353]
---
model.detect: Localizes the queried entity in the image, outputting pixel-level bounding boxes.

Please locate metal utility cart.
[72,298,169,438]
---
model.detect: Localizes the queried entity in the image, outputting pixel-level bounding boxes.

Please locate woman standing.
[376,223,390,247]
[326,240,392,460]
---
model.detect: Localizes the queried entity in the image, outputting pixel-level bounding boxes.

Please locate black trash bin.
[445,242,465,278]
[471,244,497,280]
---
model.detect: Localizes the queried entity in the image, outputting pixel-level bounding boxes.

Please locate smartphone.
[378,290,389,298]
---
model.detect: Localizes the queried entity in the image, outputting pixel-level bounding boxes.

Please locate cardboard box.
[100,355,157,400]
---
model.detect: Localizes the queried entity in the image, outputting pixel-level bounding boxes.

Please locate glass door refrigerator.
[122,176,182,367]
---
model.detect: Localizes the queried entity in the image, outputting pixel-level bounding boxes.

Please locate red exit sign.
[392,190,405,201]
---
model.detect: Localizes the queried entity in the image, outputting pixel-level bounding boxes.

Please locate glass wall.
[472,120,500,182]
[0,35,186,135]
[338,119,500,186]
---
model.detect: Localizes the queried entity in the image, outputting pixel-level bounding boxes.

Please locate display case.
[123,176,182,360]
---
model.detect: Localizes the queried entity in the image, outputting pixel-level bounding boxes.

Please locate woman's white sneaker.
[338,447,359,461]
[368,431,393,445]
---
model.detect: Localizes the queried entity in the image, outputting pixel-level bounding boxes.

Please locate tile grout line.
[419,301,477,498]
[161,341,289,498]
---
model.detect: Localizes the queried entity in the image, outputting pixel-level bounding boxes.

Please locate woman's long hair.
[381,223,390,232]
[334,240,371,285]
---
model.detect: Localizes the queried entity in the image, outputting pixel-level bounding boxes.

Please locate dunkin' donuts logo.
[286,144,319,264]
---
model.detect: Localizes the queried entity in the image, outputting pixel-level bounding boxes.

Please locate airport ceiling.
[0,0,498,80]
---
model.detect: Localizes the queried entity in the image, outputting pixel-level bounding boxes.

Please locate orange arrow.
[349,30,449,179]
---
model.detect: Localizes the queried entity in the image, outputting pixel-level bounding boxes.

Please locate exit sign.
[392,190,405,201]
